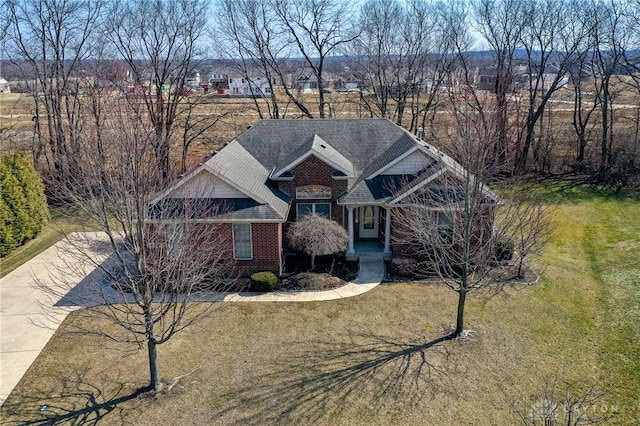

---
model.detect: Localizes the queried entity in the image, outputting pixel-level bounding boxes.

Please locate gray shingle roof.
[272,134,355,178]
[203,141,290,220]
[235,119,417,174]
[154,118,500,221]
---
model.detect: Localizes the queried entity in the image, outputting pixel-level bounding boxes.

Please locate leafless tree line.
[2,0,222,187]
[216,0,640,185]
[3,0,640,187]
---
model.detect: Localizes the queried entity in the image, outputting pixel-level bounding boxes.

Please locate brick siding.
[278,155,348,226]
[231,222,282,276]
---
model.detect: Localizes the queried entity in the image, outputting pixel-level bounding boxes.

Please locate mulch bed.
[279,254,358,291]
[384,259,539,286]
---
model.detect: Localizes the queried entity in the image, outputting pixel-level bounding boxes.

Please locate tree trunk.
[145,305,161,391]
[453,289,467,338]
[310,254,316,270]
[147,338,160,392]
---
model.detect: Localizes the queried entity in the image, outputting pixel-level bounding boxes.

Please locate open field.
[1,181,638,424]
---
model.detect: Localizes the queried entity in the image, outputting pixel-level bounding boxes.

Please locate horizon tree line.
[3,0,640,187]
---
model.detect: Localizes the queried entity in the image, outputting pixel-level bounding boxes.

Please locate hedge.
[0,153,50,256]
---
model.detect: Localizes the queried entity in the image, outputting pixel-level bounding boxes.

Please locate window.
[232,224,252,259]
[296,185,331,199]
[363,206,375,229]
[297,203,331,219]
[437,212,454,247]
[165,224,184,260]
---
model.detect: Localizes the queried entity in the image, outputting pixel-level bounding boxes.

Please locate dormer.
[270,134,355,181]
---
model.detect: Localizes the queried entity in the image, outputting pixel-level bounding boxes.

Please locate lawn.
[0,207,86,278]
[1,181,638,425]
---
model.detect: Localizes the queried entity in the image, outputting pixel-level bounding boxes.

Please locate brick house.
[149,119,500,275]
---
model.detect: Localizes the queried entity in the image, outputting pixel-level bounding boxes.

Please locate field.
[1,181,638,425]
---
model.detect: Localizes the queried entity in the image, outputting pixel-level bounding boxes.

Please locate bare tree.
[42,96,236,393]
[216,0,289,119]
[516,0,588,173]
[351,0,403,120]
[352,0,446,130]
[392,96,551,338]
[103,0,210,183]
[567,3,600,168]
[287,213,348,270]
[472,0,525,174]
[176,94,229,174]
[274,0,359,118]
[590,0,628,176]
[2,0,103,185]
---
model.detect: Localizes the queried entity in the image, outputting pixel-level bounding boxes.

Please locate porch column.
[384,207,391,254]
[347,207,355,253]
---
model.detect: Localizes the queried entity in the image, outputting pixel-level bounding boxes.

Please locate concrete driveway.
[0,233,111,406]
[0,232,385,406]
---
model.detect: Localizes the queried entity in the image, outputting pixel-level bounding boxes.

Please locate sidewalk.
[0,233,385,406]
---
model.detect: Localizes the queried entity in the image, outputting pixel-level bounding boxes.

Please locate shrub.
[0,153,50,256]
[287,213,348,269]
[250,271,278,292]
[389,257,418,277]
[494,239,515,262]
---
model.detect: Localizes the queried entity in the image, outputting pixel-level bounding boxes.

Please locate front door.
[359,205,379,238]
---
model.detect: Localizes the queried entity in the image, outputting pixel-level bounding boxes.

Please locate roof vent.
[320,144,326,149]
[417,127,424,140]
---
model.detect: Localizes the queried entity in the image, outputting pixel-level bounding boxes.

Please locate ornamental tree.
[287,213,349,269]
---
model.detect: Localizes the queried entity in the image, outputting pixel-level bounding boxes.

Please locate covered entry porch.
[344,205,392,261]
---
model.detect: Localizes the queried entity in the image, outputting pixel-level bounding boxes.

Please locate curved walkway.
[0,233,385,405]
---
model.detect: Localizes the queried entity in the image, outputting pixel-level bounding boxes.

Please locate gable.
[379,150,433,176]
[167,170,246,199]
[272,134,355,179]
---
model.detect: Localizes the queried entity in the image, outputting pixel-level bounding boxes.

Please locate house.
[185,69,201,87]
[208,74,229,93]
[0,77,11,93]
[228,77,273,97]
[149,119,499,275]
[337,74,361,91]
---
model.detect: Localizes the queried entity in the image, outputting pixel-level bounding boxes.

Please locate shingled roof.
[235,119,418,174]
[152,118,498,221]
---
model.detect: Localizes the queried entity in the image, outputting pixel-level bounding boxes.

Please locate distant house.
[297,70,319,92]
[337,74,361,91]
[0,77,11,93]
[228,77,273,97]
[186,70,201,87]
[296,69,336,93]
[149,119,500,275]
[208,74,229,92]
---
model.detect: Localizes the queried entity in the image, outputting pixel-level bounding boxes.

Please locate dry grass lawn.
[2,182,639,425]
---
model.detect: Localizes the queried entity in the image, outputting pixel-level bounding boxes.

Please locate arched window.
[296,185,331,199]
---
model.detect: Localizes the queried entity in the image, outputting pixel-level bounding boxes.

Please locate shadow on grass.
[535,179,637,204]
[215,332,462,424]
[0,370,144,425]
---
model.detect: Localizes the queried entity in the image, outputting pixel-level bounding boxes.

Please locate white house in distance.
[0,77,11,93]
[228,77,274,97]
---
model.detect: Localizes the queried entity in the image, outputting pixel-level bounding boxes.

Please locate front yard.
[1,182,639,425]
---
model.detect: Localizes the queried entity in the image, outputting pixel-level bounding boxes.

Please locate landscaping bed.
[279,254,358,291]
